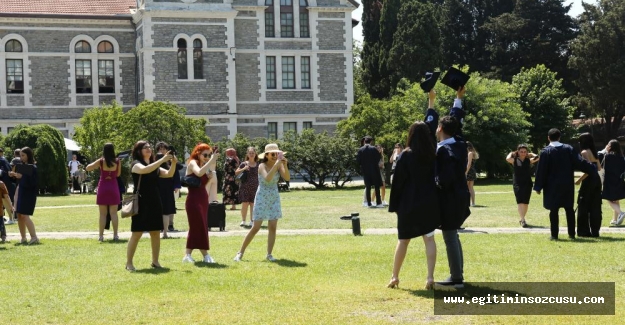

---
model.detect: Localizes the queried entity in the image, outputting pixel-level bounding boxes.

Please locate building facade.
[0,0,357,140]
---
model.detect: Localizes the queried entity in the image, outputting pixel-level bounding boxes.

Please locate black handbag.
[236,170,248,182]
[181,174,201,188]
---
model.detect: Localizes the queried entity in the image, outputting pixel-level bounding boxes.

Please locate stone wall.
[266,91,314,101]
[120,57,136,105]
[30,56,70,106]
[235,19,259,49]
[317,21,345,50]
[265,41,312,50]
[6,96,24,107]
[235,53,260,101]
[237,103,346,115]
[317,53,346,101]
[0,29,135,53]
[152,25,227,48]
[237,125,267,138]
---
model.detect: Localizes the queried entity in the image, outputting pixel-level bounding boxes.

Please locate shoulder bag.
[121,174,142,218]
[181,174,202,188]
[236,163,248,183]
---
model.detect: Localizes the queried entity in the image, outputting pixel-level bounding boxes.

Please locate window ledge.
[264,38,311,42]
[176,79,206,82]
[266,89,312,91]
[76,93,93,96]
[6,93,25,96]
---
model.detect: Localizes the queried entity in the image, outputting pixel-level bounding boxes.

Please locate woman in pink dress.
[86,143,121,242]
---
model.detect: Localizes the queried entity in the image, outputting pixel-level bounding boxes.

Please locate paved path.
[3,227,625,241]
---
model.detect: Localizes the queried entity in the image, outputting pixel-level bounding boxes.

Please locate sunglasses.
[202,153,211,158]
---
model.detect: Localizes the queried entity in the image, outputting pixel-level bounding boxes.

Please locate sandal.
[520,220,528,228]
[425,278,435,290]
[387,277,400,289]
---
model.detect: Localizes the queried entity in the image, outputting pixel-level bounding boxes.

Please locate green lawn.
[15,180,624,233]
[0,233,621,324]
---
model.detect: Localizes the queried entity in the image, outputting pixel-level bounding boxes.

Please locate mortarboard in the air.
[440,67,470,91]
[419,71,441,93]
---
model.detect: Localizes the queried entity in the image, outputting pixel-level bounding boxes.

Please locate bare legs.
[236,219,278,257]
[467,180,476,206]
[389,234,436,289]
[162,214,173,238]
[517,203,529,224]
[126,230,161,270]
[372,183,387,204]
[17,213,37,243]
[240,202,254,224]
[267,219,278,255]
[98,205,119,240]
[608,200,621,222]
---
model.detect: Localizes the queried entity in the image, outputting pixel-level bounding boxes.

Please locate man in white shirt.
[68,154,81,193]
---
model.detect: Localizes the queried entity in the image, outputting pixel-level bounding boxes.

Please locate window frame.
[5,40,23,53]
[266,56,277,89]
[268,122,278,139]
[283,122,297,133]
[75,59,93,94]
[193,39,203,80]
[6,59,24,94]
[97,41,114,53]
[97,60,115,94]
[299,0,309,38]
[300,56,311,89]
[177,39,188,80]
[303,121,313,130]
[281,56,295,89]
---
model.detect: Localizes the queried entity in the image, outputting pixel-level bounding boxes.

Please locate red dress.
[185,174,210,250]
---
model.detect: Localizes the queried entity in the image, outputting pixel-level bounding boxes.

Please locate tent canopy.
[64,138,81,151]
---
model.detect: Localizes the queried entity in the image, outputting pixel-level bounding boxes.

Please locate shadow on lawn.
[459,229,488,234]
[273,259,307,268]
[103,239,128,244]
[194,262,228,269]
[409,283,523,299]
[136,267,171,274]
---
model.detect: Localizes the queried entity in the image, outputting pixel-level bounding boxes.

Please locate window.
[97,41,114,53]
[300,0,309,37]
[177,39,188,79]
[280,0,294,37]
[266,56,277,89]
[76,60,92,93]
[74,41,91,53]
[5,40,22,52]
[303,121,313,129]
[6,59,24,94]
[265,0,275,38]
[193,39,203,79]
[301,56,310,89]
[284,122,297,133]
[282,56,295,89]
[268,122,278,139]
[98,60,115,93]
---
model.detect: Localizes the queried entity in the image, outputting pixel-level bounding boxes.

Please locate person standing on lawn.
[387,121,440,290]
[505,144,539,227]
[357,136,383,208]
[533,128,595,240]
[222,148,240,211]
[9,147,39,245]
[0,148,15,225]
[234,143,290,262]
[236,147,259,227]
[155,142,178,239]
[600,140,625,227]
[575,133,602,237]
[85,143,121,242]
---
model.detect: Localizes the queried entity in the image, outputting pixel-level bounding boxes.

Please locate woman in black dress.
[236,147,259,227]
[9,147,39,245]
[387,122,441,290]
[125,141,177,272]
[575,133,602,237]
[601,140,625,226]
[505,144,539,227]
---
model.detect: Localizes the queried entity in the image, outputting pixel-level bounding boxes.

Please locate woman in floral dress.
[222,148,240,210]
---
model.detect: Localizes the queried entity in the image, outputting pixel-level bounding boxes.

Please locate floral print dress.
[252,168,282,221]
[222,157,240,205]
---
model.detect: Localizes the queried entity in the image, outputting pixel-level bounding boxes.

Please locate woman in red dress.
[183,143,218,263]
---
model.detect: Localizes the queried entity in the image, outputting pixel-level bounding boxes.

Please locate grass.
[16,180,625,233]
[0,233,623,324]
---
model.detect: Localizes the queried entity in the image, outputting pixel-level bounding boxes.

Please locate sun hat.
[258,143,286,159]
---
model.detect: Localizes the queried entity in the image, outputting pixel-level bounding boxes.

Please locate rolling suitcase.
[207,201,226,231]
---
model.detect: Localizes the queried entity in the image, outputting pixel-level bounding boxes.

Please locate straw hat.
[258,143,286,159]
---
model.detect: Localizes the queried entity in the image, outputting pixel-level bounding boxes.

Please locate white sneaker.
[239,221,245,227]
[5,219,15,225]
[362,202,368,207]
[233,252,243,262]
[203,254,215,263]
[610,220,618,226]
[248,222,253,227]
[266,254,276,262]
[376,204,385,208]
[382,201,389,206]
[617,212,625,225]
[182,255,195,263]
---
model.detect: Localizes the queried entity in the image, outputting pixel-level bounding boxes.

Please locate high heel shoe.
[125,265,136,272]
[387,277,400,289]
[28,238,40,245]
[425,278,435,290]
[151,263,163,269]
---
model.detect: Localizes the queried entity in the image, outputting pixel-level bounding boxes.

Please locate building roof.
[0,0,136,16]
[348,0,360,8]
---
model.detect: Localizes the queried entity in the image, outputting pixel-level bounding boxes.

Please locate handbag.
[121,174,142,218]
[181,174,201,188]
[236,163,248,182]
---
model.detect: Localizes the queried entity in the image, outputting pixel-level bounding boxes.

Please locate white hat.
[258,143,286,159]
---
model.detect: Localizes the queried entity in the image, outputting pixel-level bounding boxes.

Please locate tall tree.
[377,0,402,97]
[569,0,625,140]
[360,0,386,99]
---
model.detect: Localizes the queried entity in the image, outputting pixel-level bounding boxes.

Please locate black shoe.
[435,277,464,288]
[569,235,575,240]
[168,225,178,232]
[549,236,558,241]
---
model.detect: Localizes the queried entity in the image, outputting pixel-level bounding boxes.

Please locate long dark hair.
[608,139,623,157]
[103,143,116,168]
[132,140,154,163]
[578,133,597,158]
[406,122,436,163]
[20,147,35,164]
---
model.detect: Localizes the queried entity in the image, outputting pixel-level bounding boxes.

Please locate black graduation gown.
[533,144,595,210]
[389,150,441,239]
[436,140,471,230]
[356,144,382,186]
[601,154,625,201]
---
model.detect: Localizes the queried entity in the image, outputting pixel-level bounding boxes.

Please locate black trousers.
[364,177,381,206]
[549,207,575,238]
[577,180,602,237]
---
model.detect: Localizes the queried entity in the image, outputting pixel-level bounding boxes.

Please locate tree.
[512,65,574,151]
[360,0,386,99]
[73,103,125,163]
[3,124,68,194]
[569,0,625,140]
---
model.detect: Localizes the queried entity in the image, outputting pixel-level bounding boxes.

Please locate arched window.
[265,0,275,38]
[177,39,188,79]
[299,0,309,38]
[193,39,203,79]
[97,41,114,53]
[280,0,294,38]
[5,40,23,52]
[74,41,91,53]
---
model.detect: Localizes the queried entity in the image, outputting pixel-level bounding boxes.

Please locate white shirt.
[453,98,462,108]
[68,160,80,174]
[437,137,457,150]
[548,141,563,147]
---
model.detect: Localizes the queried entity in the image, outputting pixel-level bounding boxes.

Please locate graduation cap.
[419,71,441,93]
[441,67,470,91]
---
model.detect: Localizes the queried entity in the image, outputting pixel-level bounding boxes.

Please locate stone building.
[0,0,357,140]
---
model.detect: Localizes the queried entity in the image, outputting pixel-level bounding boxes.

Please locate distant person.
[0,180,14,243]
[85,143,121,242]
[236,147,259,227]
[575,133,602,237]
[205,145,219,203]
[534,128,595,240]
[389,143,403,185]
[68,154,81,192]
[9,147,39,245]
[0,148,15,225]
[223,148,240,211]
[601,140,625,227]
[357,136,383,208]
[387,122,440,290]
[372,145,388,206]
[155,142,177,239]
[234,144,290,262]
[505,144,539,227]
[465,141,479,207]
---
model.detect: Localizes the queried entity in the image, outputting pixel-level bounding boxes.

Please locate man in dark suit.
[357,136,383,208]
[534,128,596,240]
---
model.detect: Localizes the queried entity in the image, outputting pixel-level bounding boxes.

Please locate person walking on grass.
[575,133,602,237]
[234,143,290,262]
[183,143,218,264]
[236,147,259,227]
[371,145,388,206]
[357,136,383,208]
[223,148,240,211]
[9,147,39,245]
[85,143,121,242]
[387,121,440,290]
[505,144,539,227]
[465,141,479,207]
[125,141,176,272]
[601,140,625,227]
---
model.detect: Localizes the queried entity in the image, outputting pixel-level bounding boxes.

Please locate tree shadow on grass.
[194,262,228,269]
[592,236,625,242]
[273,259,307,268]
[471,205,487,208]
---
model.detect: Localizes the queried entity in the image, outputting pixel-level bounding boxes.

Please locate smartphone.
[278,151,284,160]
[168,145,176,155]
